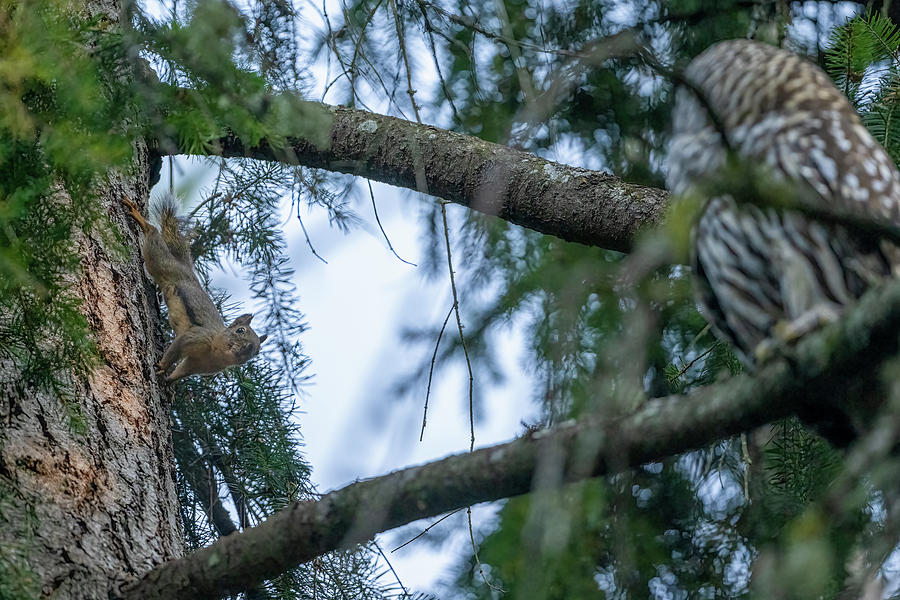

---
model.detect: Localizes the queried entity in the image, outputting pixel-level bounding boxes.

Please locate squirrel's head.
[226,313,267,364]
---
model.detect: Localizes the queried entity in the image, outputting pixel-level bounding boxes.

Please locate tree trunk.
[0,155,182,600]
[0,156,182,598]
[0,6,182,599]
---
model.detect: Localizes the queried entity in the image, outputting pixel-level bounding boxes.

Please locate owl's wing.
[678,39,900,226]
[757,112,900,226]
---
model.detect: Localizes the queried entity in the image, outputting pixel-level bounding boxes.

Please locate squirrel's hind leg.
[122,197,154,234]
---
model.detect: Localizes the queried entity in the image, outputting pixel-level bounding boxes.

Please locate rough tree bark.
[0,4,183,599]
[0,169,183,598]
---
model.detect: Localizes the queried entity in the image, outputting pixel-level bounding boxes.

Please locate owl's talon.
[754,305,841,364]
[753,338,780,365]
[774,305,841,344]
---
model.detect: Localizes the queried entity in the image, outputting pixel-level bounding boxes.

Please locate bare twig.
[440,202,475,451]
[492,0,536,101]
[391,507,464,552]
[390,0,422,123]
[185,191,223,220]
[367,180,416,266]
[321,0,380,113]
[347,0,386,95]
[438,201,491,591]
[674,343,718,380]
[416,2,461,121]
[417,0,633,62]
[421,304,454,442]
[372,540,410,598]
[467,505,505,593]
[295,202,328,264]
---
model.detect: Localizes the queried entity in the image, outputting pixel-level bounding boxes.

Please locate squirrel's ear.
[258,334,268,345]
[229,313,254,327]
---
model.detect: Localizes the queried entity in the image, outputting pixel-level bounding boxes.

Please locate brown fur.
[122,196,266,380]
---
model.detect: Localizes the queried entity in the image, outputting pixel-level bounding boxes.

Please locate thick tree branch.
[160,97,669,252]
[122,279,900,600]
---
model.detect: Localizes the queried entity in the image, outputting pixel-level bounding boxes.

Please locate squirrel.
[122,195,267,381]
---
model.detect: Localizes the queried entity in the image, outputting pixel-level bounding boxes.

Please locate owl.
[666,40,900,366]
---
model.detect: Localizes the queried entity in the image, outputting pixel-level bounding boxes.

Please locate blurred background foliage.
[315,1,900,597]
[4,0,900,598]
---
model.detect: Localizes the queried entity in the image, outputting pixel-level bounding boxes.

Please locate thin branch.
[391,507,464,552]
[467,505,504,593]
[321,0,369,109]
[346,0,386,96]
[371,541,410,598]
[674,343,718,380]
[123,276,900,599]
[185,191,223,221]
[294,202,328,264]
[417,0,636,63]
[416,2,460,122]
[492,0,536,101]
[422,19,485,103]
[440,202,475,452]
[417,0,565,58]
[420,304,454,442]
[174,434,237,538]
[390,0,422,124]
[201,437,258,529]
[367,180,416,266]
[432,117,478,589]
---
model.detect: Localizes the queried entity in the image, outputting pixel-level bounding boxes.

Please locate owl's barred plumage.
[667,40,900,366]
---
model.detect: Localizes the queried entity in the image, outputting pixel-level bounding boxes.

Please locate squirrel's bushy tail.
[151,193,192,264]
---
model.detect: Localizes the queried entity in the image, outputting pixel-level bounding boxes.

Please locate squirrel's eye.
[236,327,246,334]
